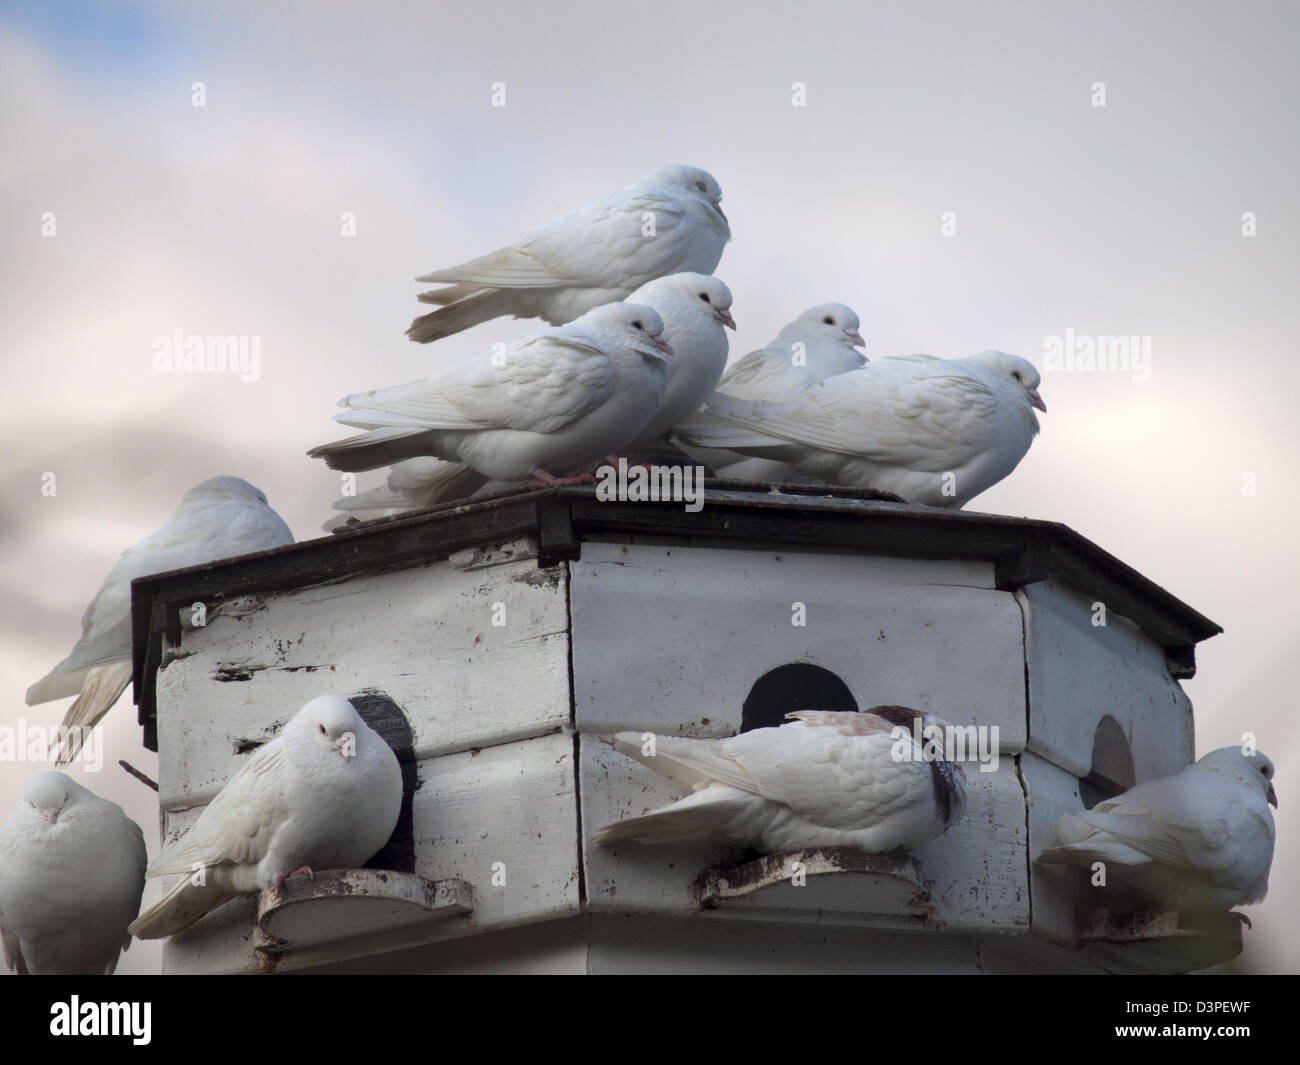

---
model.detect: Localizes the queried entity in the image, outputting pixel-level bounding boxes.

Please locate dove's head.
[181,476,270,509]
[792,304,867,351]
[652,165,729,236]
[297,695,367,765]
[590,302,674,366]
[19,771,85,826]
[1201,747,1278,807]
[633,273,736,332]
[970,351,1046,413]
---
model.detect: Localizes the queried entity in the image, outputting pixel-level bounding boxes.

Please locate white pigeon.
[129,695,402,940]
[625,273,735,447]
[324,277,736,527]
[1037,747,1278,912]
[716,303,867,402]
[26,476,294,751]
[594,707,968,853]
[310,302,674,485]
[677,350,1046,508]
[0,772,146,974]
[408,165,731,343]
[692,303,866,481]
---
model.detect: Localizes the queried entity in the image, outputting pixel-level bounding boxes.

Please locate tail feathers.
[307,427,434,473]
[53,662,133,763]
[25,667,87,706]
[593,786,758,846]
[610,731,757,795]
[128,877,240,940]
[417,282,483,306]
[324,462,489,529]
[407,289,513,344]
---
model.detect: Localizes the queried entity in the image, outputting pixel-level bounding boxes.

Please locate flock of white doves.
[1,166,1277,974]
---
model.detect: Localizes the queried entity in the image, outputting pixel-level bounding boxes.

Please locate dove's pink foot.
[528,467,596,488]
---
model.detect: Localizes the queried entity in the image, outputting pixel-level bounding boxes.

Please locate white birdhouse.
[129,484,1225,973]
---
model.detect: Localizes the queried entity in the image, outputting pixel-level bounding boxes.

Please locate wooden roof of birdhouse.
[128,481,1221,752]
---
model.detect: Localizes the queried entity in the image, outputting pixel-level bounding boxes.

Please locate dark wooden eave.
[131,481,1222,750]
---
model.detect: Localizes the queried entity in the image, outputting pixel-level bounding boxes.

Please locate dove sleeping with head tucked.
[594,707,967,854]
[678,350,1045,507]
[1037,746,1278,913]
[311,302,675,490]
[408,165,731,343]
[0,772,146,974]
[25,476,294,756]
[129,695,402,940]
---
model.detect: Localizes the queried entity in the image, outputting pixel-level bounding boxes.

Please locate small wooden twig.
[119,759,159,792]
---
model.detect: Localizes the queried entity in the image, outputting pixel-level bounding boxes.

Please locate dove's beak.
[335,741,353,764]
[40,808,59,824]
[845,328,866,347]
[1268,784,1278,807]
[1028,389,1047,412]
[718,309,737,331]
[653,336,675,358]
[714,202,727,223]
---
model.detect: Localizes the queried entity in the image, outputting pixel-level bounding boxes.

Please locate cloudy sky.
[1,0,1296,973]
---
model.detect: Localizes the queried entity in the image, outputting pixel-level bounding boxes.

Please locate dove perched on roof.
[1037,747,1278,912]
[310,302,674,485]
[0,772,146,974]
[593,707,967,853]
[407,165,730,343]
[692,303,866,481]
[677,350,1045,507]
[129,695,402,940]
[624,273,735,447]
[25,477,294,755]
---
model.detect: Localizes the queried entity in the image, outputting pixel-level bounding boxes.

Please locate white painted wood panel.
[1019,581,1194,780]
[155,548,569,806]
[572,543,1026,750]
[410,732,580,933]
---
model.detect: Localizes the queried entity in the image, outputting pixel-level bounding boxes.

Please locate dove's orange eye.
[695,181,706,192]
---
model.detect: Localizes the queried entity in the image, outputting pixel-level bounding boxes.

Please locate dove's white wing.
[147,740,295,877]
[701,359,1002,470]
[418,185,698,290]
[335,328,616,437]
[1070,773,1274,885]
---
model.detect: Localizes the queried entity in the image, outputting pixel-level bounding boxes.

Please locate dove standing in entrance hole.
[129,695,402,939]
[408,165,731,343]
[1037,747,1278,912]
[310,302,674,488]
[677,351,1045,508]
[687,303,867,481]
[0,772,146,974]
[593,706,967,853]
[25,477,294,756]
[624,273,735,447]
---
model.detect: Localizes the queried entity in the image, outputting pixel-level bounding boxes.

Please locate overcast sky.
[2,0,1297,974]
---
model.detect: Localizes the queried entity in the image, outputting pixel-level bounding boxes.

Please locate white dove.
[26,476,294,751]
[310,302,674,486]
[324,277,736,527]
[1037,747,1278,913]
[625,273,735,447]
[594,707,968,854]
[677,350,1046,508]
[408,165,731,343]
[0,772,146,974]
[692,303,866,481]
[129,695,402,940]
